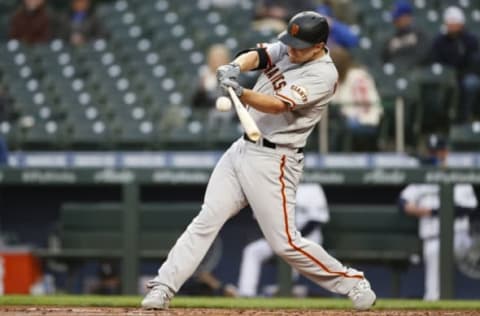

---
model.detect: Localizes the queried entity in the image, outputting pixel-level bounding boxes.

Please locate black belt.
[243,134,303,153]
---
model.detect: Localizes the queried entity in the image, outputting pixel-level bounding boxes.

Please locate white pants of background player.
[238,229,321,297]
[423,219,471,301]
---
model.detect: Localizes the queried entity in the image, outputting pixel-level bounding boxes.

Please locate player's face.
[446,22,464,35]
[287,44,324,64]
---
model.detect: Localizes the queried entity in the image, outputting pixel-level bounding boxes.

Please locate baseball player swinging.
[142,11,376,310]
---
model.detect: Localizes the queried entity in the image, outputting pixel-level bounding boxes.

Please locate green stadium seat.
[373,66,421,148]
[0,121,21,150]
[410,64,458,135]
[449,122,480,151]
[111,118,155,149]
[22,120,66,149]
[161,121,206,150]
[67,119,113,149]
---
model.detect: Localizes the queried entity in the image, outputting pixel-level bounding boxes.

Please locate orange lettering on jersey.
[264,64,287,92]
[272,76,287,91]
[265,66,279,79]
[291,84,308,103]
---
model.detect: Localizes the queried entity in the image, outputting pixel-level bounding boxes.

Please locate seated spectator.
[0,138,9,165]
[252,0,314,33]
[330,47,383,152]
[192,44,230,110]
[322,0,356,25]
[316,2,359,49]
[0,86,11,165]
[8,0,53,45]
[381,0,429,69]
[192,44,234,130]
[429,6,480,123]
[57,0,108,46]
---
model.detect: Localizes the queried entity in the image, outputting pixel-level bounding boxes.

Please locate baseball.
[215,96,232,112]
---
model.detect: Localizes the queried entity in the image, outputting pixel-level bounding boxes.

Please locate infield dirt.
[2,307,480,316]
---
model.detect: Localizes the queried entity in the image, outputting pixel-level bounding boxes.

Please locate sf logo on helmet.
[290,23,300,36]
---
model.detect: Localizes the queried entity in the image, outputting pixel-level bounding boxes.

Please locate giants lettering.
[264,64,286,92]
[273,79,287,90]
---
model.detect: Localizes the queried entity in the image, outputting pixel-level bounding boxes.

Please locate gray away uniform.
[152,41,366,295]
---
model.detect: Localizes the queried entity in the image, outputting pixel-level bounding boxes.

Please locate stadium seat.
[22,120,66,149]
[0,121,21,150]
[410,64,458,135]
[449,122,480,151]
[111,118,156,149]
[67,119,113,149]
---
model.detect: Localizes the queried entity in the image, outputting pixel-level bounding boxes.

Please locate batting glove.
[220,78,244,97]
[216,62,240,83]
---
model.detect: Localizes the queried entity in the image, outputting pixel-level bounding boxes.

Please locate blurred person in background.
[322,0,356,25]
[330,47,383,152]
[192,44,235,130]
[57,0,108,46]
[237,183,329,297]
[381,0,429,69]
[0,86,11,165]
[91,261,121,295]
[399,134,478,301]
[429,6,480,123]
[0,136,8,165]
[192,44,232,110]
[8,0,53,44]
[315,1,359,50]
[252,0,314,32]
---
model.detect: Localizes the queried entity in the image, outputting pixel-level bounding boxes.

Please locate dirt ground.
[2,307,480,316]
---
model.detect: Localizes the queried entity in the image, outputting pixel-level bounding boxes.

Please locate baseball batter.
[237,182,330,297]
[142,11,376,310]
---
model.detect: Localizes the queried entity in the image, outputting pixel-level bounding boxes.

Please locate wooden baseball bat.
[227,87,261,142]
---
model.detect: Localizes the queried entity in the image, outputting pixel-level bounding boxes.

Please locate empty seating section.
[0,0,478,150]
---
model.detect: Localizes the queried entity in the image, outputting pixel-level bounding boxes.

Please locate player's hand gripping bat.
[227,87,261,142]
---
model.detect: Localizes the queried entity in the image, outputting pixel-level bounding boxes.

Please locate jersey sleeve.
[262,41,288,67]
[399,185,420,203]
[455,184,478,209]
[276,72,337,110]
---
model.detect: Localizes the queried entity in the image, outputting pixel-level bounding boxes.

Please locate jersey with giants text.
[249,41,338,148]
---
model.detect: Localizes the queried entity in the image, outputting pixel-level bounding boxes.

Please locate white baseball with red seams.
[215,96,232,112]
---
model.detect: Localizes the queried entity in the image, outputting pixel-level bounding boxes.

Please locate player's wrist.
[229,61,241,71]
[220,78,244,97]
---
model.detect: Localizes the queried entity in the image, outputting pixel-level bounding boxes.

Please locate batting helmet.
[278,11,329,49]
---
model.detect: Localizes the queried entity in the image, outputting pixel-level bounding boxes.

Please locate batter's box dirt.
[2,307,480,316]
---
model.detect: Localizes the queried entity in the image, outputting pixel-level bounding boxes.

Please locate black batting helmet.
[278,11,329,49]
